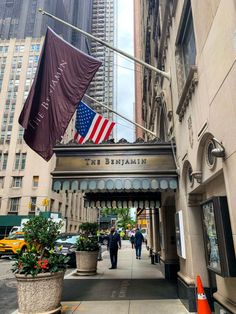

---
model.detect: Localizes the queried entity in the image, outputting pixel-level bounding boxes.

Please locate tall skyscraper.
[89,0,116,128]
[0,0,93,52]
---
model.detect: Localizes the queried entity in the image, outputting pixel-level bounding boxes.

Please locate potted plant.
[75,222,99,275]
[12,215,69,314]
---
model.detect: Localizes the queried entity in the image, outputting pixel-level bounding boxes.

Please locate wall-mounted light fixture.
[211,137,225,158]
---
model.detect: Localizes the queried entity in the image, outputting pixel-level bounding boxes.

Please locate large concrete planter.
[76,251,98,275]
[15,271,64,314]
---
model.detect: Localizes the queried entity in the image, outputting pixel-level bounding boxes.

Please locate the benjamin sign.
[55,154,175,174]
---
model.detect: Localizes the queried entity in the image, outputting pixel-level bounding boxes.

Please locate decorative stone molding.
[134,137,145,143]
[213,292,236,314]
[176,66,198,121]
[191,170,202,184]
[117,138,128,144]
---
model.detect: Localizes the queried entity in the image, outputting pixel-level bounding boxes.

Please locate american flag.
[74,101,115,144]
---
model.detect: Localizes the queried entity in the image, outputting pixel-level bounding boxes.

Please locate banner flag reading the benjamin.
[18,27,102,161]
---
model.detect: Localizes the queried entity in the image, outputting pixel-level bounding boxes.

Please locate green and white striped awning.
[52,177,178,192]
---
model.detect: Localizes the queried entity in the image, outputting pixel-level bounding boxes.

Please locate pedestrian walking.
[107,227,121,269]
[134,228,144,259]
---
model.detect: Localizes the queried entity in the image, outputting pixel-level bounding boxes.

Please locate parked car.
[0,232,27,257]
[55,233,80,267]
[98,234,109,245]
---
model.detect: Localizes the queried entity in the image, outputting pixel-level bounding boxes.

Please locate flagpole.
[84,94,157,138]
[38,8,171,81]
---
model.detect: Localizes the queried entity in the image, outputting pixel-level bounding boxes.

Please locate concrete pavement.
[61,241,190,314]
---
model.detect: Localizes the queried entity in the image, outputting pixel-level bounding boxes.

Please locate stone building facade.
[136,0,236,312]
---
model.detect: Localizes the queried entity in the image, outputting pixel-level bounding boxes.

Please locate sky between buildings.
[116,0,135,142]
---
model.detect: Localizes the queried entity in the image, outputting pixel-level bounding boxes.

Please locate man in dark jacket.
[134,228,144,259]
[107,227,121,269]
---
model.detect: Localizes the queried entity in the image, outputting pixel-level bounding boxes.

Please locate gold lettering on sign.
[102,158,147,166]
[56,155,175,172]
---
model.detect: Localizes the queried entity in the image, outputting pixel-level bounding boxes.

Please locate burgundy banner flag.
[74,101,115,144]
[19,27,101,161]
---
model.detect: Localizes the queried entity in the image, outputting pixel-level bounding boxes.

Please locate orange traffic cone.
[196,275,212,314]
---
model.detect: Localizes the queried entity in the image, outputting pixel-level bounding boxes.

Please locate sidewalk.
[61,241,190,314]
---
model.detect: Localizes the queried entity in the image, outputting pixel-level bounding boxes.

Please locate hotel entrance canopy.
[51,139,178,207]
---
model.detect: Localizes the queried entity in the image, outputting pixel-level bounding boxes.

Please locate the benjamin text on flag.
[18,27,101,161]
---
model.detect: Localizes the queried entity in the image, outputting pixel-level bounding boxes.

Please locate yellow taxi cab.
[0,232,27,257]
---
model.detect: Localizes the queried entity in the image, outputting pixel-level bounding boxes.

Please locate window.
[175,0,198,121]
[15,45,24,53]
[30,197,37,212]
[2,153,8,170]
[0,177,4,189]
[0,46,8,53]
[28,55,39,66]
[50,199,54,211]
[31,44,40,52]
[18,126,24,140]
[176,0,196,80]
[182,16,196,77]
[14,153,26,170]
[32,176,39,188]
[206,140,216,169]
[14,153,20,170]
[58,202,62,212]
[12,176,22,188]
[21,153,26,170]
[9,197,20,212]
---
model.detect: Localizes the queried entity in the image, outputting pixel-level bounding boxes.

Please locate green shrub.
[12,216,69,276]
[75,222,99,252]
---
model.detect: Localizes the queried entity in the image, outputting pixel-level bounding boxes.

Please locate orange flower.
[37,259,49,269]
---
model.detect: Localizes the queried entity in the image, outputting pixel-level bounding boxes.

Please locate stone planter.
[76,251,98,275]
[15,271,64,314]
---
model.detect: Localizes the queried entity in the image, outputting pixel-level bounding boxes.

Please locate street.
[0,257,17,314]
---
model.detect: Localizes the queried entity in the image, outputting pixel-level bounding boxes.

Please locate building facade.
[0,0,98,235]
[136,0,236,312]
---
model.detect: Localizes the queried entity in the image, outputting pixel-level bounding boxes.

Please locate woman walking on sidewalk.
[134,228,144,259]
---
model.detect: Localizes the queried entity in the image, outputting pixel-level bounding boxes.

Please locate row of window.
[0,46,8,53]
[15,45,39,53]
[0,175,39,189]
[0,153,26,171]
[0,197,62,213]
[0,44,40,54]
